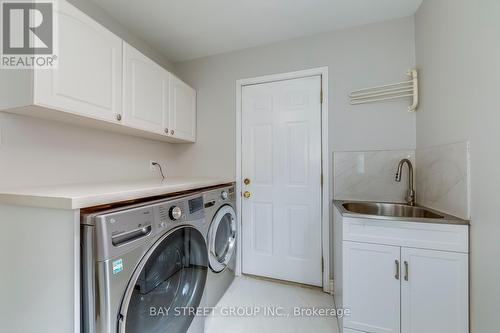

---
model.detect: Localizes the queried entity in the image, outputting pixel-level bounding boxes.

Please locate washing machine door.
[118,226,208,333]
[208,205,237,273]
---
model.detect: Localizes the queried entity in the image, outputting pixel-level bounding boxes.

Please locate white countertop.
[0,177,234,210]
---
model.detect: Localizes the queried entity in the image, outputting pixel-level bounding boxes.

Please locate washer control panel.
[89,194,206,261]
[157,195,205,231]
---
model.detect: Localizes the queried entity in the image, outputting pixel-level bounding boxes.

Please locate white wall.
[173,16,417,180]
[0,113,178,188]
[415,0,500,331]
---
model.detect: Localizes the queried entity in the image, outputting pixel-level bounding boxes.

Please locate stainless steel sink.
[342,202,445,219]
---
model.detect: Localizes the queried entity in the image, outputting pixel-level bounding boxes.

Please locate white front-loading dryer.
[203,185,237,307]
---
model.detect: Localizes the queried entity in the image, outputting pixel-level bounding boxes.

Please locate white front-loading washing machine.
[203,185,237,307]
[81,192,210,333]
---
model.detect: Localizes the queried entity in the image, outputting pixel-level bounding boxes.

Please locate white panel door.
[123,42,168,134]
[169,75,196,142]
[401,248,468,333]
[343,241,401,333]
[241,76,322,286]
[34,1,122,122]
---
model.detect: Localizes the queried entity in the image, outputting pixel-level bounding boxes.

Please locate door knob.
[243,191,251,199]
[243,178,251,185]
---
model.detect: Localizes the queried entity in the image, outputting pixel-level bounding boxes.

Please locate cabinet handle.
[395,260,400,280]
[116,114,122,121]
[164,128,169,134]
[170,129,175,135]
[404,261,409,281]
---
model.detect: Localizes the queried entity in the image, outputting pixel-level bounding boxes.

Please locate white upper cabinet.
[169,75,197,142]
[0,1,196,143]
[123,43,168,134]
[123,43,196,142]
[34,0,123,122]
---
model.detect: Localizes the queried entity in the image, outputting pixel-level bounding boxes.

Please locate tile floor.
[204,276,340,333]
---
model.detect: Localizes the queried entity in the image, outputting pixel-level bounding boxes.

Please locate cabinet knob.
[116,114,122,121]
[170,130,175,135]
[164,128,169,134]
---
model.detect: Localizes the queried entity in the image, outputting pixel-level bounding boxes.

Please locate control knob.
[221,191,228,200]
[169,206,182,220]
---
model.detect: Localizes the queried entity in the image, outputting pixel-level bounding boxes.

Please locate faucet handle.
[406,189,416,206]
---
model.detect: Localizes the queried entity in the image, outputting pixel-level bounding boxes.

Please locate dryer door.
[118,226,208,333]
[208,205,237,272]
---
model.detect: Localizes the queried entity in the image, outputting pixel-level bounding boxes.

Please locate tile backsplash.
[416,141,470,220]
[333,150,415,203]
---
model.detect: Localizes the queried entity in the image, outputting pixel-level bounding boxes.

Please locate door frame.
[235,67,330,292]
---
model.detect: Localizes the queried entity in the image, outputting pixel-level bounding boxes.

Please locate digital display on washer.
[188,197,204,214]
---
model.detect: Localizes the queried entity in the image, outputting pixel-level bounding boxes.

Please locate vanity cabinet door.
[343,241,401,333]
[401,248,468,333]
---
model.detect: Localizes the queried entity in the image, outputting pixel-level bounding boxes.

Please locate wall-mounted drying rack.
[349,69,419,112]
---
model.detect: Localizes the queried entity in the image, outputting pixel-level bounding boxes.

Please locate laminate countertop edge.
[0,178,235,210]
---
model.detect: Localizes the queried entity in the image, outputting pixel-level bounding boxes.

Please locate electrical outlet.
[149,160,158,172]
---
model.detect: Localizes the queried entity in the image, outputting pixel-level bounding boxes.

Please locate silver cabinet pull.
[395,260,400,280]
[116,114,122,121]
[170,129,175,135]
[404,261,409,281]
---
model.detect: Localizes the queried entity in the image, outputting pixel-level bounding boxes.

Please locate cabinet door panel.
[343,241,401,333]
[123,43,168,134]
[169,76,196,142]
[401,248,468,333]
[34,1,122,122]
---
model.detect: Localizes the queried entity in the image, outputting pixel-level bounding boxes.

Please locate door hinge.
[321,173,324,186]
[321,257,324,273]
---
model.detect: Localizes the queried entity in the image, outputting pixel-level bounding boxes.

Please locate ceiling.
[91,0,423,62]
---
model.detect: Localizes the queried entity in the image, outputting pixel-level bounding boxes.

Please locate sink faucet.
[395,159,415,206]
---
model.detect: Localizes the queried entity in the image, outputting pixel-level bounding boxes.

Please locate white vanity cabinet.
[335,208,469,333]
[0,1,196,143]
